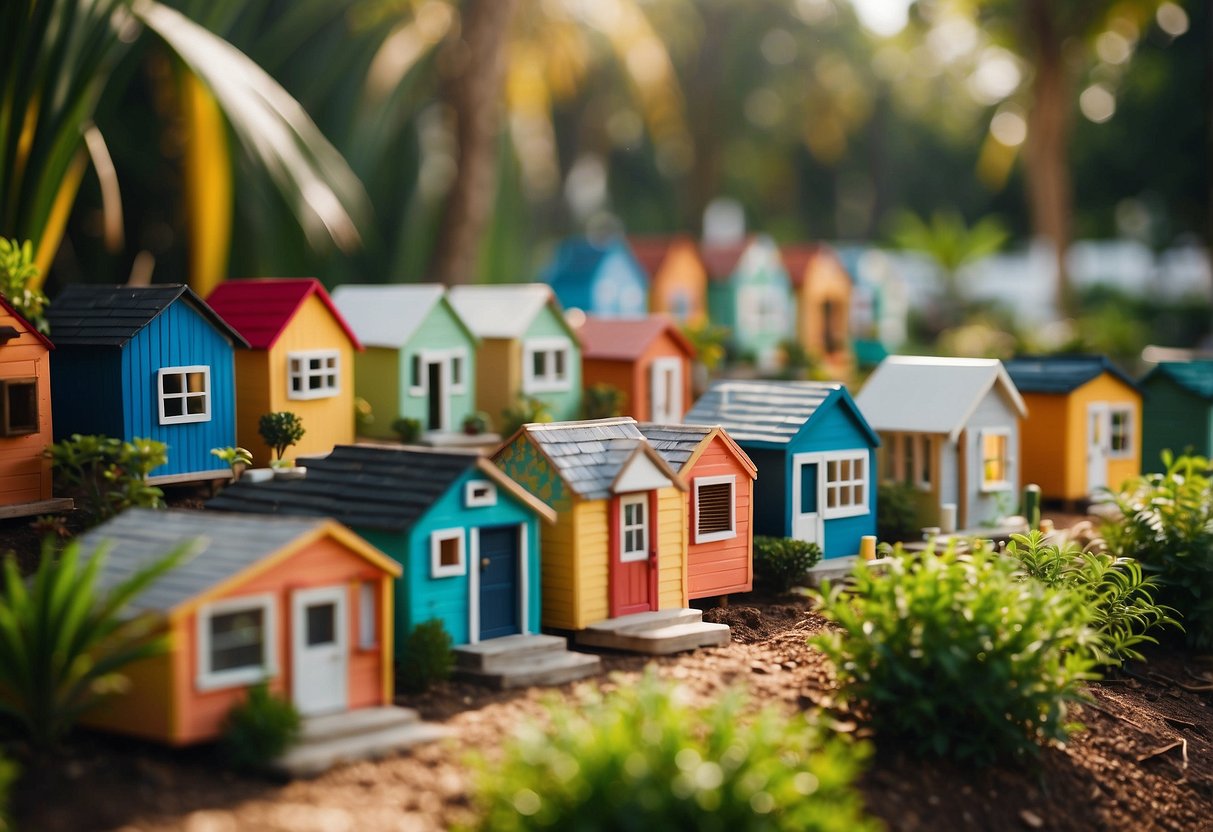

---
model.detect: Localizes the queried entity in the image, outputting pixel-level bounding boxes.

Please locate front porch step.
[273,706,448,778]
[575,609,732,655]
[453,634,602,688]
[454,633,570,672]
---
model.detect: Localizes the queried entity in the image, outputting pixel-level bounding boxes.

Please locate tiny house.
[1139,360,1213,471]
[543,237,649,318]
[574,316,695,422]
[1004,355,1142,500]
[782,243,854,379]
[701,235,793,369]
[206,278,362,465]
[78,509,400,745]
[630,235,709,326]
[47,285,248,483]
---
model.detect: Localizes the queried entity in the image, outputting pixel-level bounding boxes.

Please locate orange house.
[630,236,709,326]
[782,244,854,380]
[638,423,756,599]
[79,509,400,746]
[573,316,695,422]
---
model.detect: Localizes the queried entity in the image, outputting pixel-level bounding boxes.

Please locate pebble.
[1020,808,1044,829]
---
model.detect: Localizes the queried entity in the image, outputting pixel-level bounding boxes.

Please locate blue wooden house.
[208,444,557,648]
[542,237,649,318]
[47,285,248,482]
[684,380,879,559]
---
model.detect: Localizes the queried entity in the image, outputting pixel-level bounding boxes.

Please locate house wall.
[706,280,737,336]
[686,437,753,598]
[232,350,272,465]
[0,313,52,505]
[352,348,400,439]
[633,334,692,422]
[523,306,582,421]
[656,486,687,608]
[748,446,789,537]
[731,244,793,365]
[589,252,648,317]
[795,255,853,376]
[650,241,707,326]
[1017,392,1069,499]
[874,432,943,528]
[399,302,477,433]
[572,498,610,628]
[476,338,519,431]
[582,358,636,417]
[961,389,1021,528]
[49,348,124,441]
[1141,379,1209,472]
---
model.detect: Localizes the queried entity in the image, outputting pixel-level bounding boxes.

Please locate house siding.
[399,302,478,433]
[657,486,687,608]
[353,348,401,439]
[962,389,1021,528]
[649,242,707,326]
[522,306,582,421]
[685,437,753,598]
[50,348,124,440]
[0,313,53,505]
[1141,379,1208,473]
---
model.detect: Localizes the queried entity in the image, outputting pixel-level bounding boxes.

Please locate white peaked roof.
[855,356,1027,441]
[447,283,557,339]
[330,284,446,349]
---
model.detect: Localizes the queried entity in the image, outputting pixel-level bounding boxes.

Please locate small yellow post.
[860,535,877,561]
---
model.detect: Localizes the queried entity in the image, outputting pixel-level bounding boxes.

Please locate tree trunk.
[429,0,517,286]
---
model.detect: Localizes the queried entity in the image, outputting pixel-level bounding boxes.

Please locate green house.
[1140,361,1213,472]
[700,234,793,370]
[332,284,479,439]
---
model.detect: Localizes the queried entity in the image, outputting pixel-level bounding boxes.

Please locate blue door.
[479,525,521,640]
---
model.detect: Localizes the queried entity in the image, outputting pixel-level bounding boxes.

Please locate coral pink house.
[573,316,695,423]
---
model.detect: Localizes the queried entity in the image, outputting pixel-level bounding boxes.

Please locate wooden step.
[298,705,419,744]
[454,649,602,690]
[274,718,449,778]
[576,612,732,655]
[580,608,704,636]
[454,633,570,672]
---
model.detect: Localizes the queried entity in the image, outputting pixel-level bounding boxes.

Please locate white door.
[1087,404,1109,493]
[650,358,683,422]
[790,453,824,545]
[292,585,348,716]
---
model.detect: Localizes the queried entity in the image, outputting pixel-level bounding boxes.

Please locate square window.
[430,529,466,578]
[158,366,210,425]
[287,351,340,400]
[209,607,266,672]
[306,602,337,646]
[1,379,37,436]
[1110,408,1133,457]
[821,451,869,519]
[981,431,1010,490]
[523,339,574,393]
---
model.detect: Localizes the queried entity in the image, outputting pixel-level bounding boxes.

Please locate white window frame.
[287,349,340,400]
[408,353,424,396]
[465,479,498,507]
[737,284,787,336]
[157,365,211,425]
[1109,406,1134,459]
[358,581,378,650]
[693,475,736,544]
[430,528,467,578]
[522,337,573,394]
[821,450,869,519]
[619,493,649,562]
[407,348,468,398]
[980,428,1013,492]
[449,349,468,394]
[196,593,277,691]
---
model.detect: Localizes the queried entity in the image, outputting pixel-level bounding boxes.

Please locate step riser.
[583,608,704,635]
[455,642,570,671]
[454,655,602,690]
[276,723,450,778]
[299,707,421,744]
[577,624,730,655]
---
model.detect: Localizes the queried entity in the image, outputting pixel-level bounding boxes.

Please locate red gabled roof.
[574,315,695,362]
[206,278,362,351]
[781,243,842,289]
[0,294,53,350]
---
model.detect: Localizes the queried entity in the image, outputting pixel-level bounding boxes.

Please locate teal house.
[331,284,479,439]
[542,237,649,318]
[1140,361,1213,471]
[208,444,557,648]
[700,235,793,370]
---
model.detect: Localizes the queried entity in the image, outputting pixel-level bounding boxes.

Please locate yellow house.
[629,235,709,327]
[782,243,854,380]
[1004,356,1143,501]
[207,278,362,466]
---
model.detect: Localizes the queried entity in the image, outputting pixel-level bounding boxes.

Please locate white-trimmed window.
[889,433,932,491]
[288,350,340,399]
[694,475,736,543]
[523,337,572,393]
[158,365,211,425]
[981,429,1012,491]
[450,350,467,394]
[620,493,649,561]
[407,349,468,397]
[430,528,466,578]
[1110,407,1134,458]
[465,479,497,507]
[359,581,378,649]
[196,594,276,691]
[409,353,423,395]
[823,452,868,518]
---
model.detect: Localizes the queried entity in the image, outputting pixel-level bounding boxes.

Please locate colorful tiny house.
[629,235,708,326]
[638,423,756,598]
[493,418,688,630]
[208,444,555,648]
[1004,355,1142,500]
[856,356,1027,530]
[47,285,248,483]
[782,243,854,379]
[206,278,362,465]
[685,381,878,559]
[330,285,478,439]
[701,235,793,368]
[1139,361,1213,471]
[78,509,401,745]
[574,316,695,422]
[542,237,649,318]
[447,284,583,424]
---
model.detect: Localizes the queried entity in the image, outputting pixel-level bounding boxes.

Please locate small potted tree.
[211,446,253,482]
[258,412,307,479]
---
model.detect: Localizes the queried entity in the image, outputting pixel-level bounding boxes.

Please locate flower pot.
[243,468,274,484]
[273,466,307,480]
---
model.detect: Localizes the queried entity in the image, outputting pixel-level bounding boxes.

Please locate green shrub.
[753,536,821,593]
[1098,453,1213,649]
[462,411,491,435]
[468,671,878,832]
[398,619,453,694]
[258,411,305,463]
[500,395,551,438]
[0,238,49,334]
[219,683,301,772]
[582,384,626,420]
[812,544,1099,765]
[47,434,167,523]
[392,416,422,443]
[876,481,920,543]
[1007,530,1179,664]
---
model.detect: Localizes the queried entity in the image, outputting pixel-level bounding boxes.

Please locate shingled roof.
[47,284,249,348]
[207,444,554,530]
[684,380,879,448]
[1004,355,1138,395]
[637,422,757,477]
[206,278,361,351]
[1143,361,1213,400]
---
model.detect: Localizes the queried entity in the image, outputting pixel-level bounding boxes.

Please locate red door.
[610,492,657,617]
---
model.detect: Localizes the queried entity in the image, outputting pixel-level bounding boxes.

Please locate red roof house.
[574,316,695,423]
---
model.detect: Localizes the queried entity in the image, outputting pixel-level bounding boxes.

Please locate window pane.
[839,458,851,480]
[452,356,462,385]
[5,381,37,434]
[554,350,566,379]
[309,374,324,390]
[411,355,421,387]
[164,397,184,418]
[533,351,546,378]
[439,536,461,567]
[187,372,206,393]
[291,377,303,393]
[290,358,301,373]
[359,583,377,649]
[306,602,337,646]
[308,357,324,371]
[186,394,207,415]
[827,460,838,480]
[827,488,838,508]
[162,373,182,394]
[210,608,265,672]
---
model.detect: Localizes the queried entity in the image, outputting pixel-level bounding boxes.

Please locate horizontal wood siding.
[657,487,686,608]
[540,502,579,629]
[574,499,609,628]
[232,350,272,465]
[687,437,752,597]
[0,318,52,505]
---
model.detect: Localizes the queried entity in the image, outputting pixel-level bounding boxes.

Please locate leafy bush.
[500,395,551,438]
[468,671,878,832]
[753,536,821,593]
[876,481,920,544]
[47,434,167,523]
[582,384,626,420]
[1098,453,1213,648]
[258,411,305,463]
[813,544,1099,765]
[1007,531,1179,664]
[392,416,422,443]
[0,538,194,750]
[219,683,301,772]
[462,411,491,435]
[0,238,49,334]
[398,619,453,694]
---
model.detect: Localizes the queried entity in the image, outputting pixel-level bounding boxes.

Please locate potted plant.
[462,411,490,436]
[258,412,306,479]
[211,446,254,482]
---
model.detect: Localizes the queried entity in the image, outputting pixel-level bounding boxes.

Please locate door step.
[575,609,732,655]
[272,706,448,778]
[453,633,602,689]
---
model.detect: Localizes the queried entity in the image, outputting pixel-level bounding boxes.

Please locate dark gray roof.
[77,508,332,614]
[47,284,249,348]
[685,380,877,447]
[636,423,713,472]
[206,444,481,531]
[1004,355,1138,394]
[520,417,656,500]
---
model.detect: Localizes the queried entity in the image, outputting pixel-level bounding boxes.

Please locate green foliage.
[1098,453,1213,649]
[682,322,730,372]
[582,384,626,420]
[891,211,1008,278]
[354,396,375,431]
[0,755,16,831]
[257,412,305,462]
[0,538,195,750]
[47,434,166,524]
[876,481,921,544]
[462,411,491,435]
[392,416,422,444]
[467,670,879,832]
[398,619,453,695]
[753,536,821,593]
[501,395,552,438]
[0,239,48,334]
[219,683,301,772]
[813,544,1099,765]
[210,446,253,479]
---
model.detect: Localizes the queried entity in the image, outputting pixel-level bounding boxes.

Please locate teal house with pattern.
[700,235,793,370]
[332,285,479,439]
[1140,361,1213,471]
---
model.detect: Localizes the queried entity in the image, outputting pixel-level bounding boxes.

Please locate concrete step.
[275,717,450,778]
[454,649,602,690]
[580,608,704,636]
[298,705,419,744]
[576,610,732,655]
[454,633,570,672]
